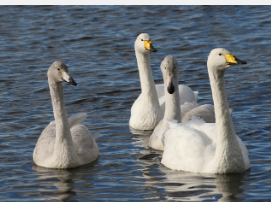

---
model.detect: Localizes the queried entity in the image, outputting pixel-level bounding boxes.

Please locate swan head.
[161,55,179,94]
[47,61,77,86]
[207,48,247,72]
[134,33,157,54]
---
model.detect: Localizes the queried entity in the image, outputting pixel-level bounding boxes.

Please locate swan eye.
[219,53,222,56]
[141,39,143,41]
[57,68,60,71]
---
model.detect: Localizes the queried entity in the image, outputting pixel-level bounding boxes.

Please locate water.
[0,5,271,201]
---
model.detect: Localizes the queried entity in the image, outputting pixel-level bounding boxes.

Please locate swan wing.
[182,104,215,123]
[33,123,56,163]
[70,124,99,163]
[162,118,249,173]
[49,113,88,128]
[68,113,87,128]
[161,122,216,173]
[236,136,250,170]
[180,102,198,119]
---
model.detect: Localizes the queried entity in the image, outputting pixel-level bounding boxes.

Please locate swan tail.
[167,119,179,129]
[49,120,55,126]
[179,116,206,131]
[68,113,87,128]
[193,91,199,103]
[93,131,100,140]
[156,131,165,146]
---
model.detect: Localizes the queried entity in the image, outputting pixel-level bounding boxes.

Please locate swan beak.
[69,77,77,86]
[62,71,77,86]
[144,41,157,52]
[167,79,175,94]
[224,54,247,65]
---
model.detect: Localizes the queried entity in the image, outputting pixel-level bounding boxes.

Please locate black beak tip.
[72,81,77,86]
[235,56,247,65]
[149,48,157,52]
[167,85,175,94]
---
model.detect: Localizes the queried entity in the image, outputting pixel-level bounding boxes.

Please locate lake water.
[0,5,271,201]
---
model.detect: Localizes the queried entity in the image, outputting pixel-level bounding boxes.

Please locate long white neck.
[208,69,245,172]
[135,50,159,103]
[161,78,181,131]
[48,78,79,167]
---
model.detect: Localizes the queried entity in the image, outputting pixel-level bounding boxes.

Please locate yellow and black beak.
[224,54,247,65]
[144,40,157,52]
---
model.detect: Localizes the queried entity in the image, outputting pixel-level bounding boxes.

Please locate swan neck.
[161,78,181,130]
[209,70,235,140]
[48,78,75,155]
[135,51,158,99]
[208,68,244,171]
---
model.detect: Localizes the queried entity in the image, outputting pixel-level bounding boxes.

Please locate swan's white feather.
[161,119,249,173]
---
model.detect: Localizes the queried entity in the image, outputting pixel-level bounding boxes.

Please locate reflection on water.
[158,167,248,202]
[139,154,250,202]
[32,166,77,201]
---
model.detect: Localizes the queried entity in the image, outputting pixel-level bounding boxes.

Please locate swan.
[160,48,250,173]
[33,61,99,169]
[129,33,197,131]
[148,56,216,151]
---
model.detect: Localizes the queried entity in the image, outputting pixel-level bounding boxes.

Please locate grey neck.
[161,77,181,131]
[48,78,75,155]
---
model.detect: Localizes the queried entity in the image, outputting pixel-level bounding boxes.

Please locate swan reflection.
[32,160,98,201]
[33,166,77,201]
[143,163,249,201]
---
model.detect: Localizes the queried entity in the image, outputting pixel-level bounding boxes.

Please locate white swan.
[160,48,250,173]
[129,33,197,131]
[148,56,216,151]
[33,61,99,169]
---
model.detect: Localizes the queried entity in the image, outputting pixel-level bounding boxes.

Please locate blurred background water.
[0,5,271,201]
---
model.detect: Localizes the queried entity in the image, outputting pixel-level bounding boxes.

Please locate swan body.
[160,48,250,173]
[129,33,198,130]
[148,56,216,151]
[33,61,99,169]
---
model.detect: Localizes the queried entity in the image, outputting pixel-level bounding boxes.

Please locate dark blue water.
[0,5,271,201]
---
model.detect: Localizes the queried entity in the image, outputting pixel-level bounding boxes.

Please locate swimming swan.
[129,33,197,131]
[148,56,216,150]
[33,61,99,169]
[160,48,250,173]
